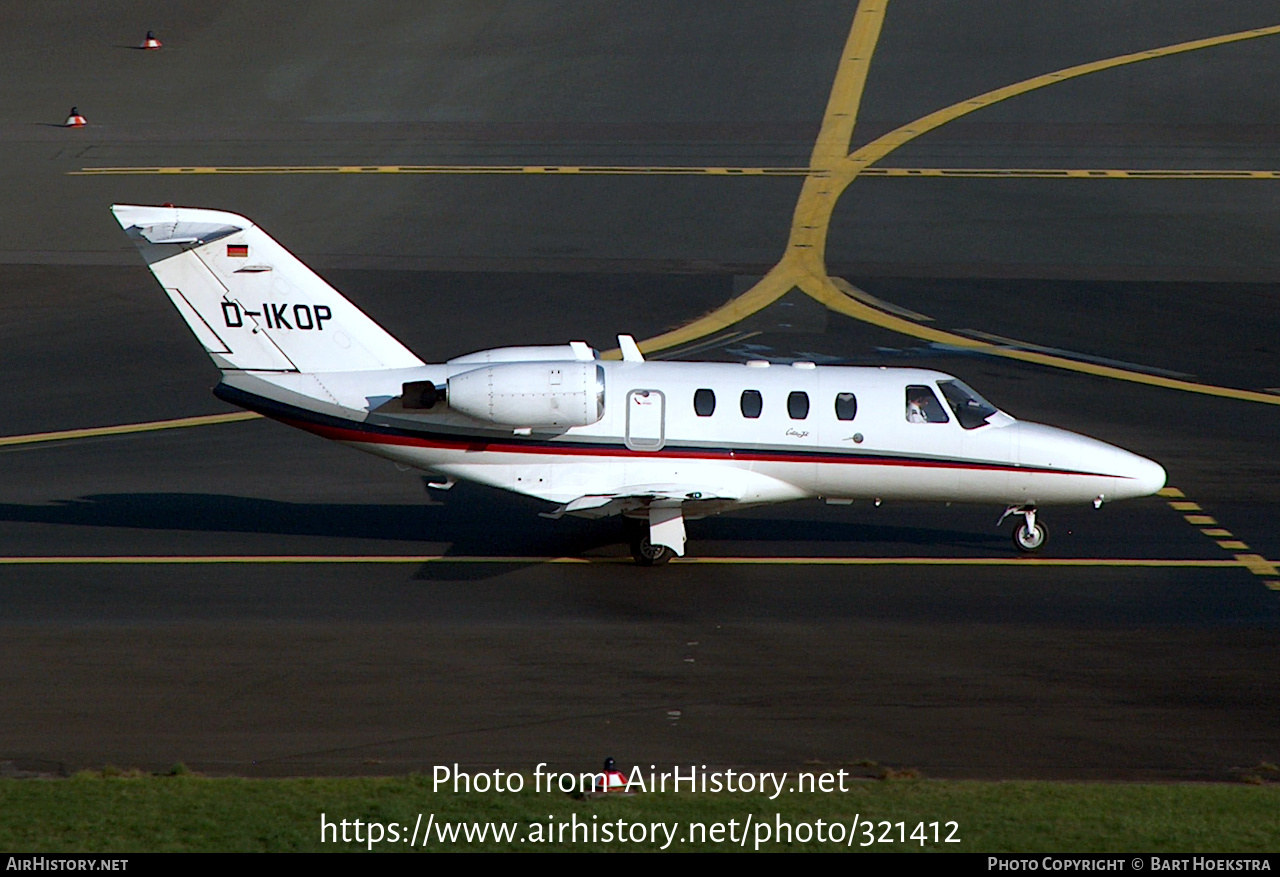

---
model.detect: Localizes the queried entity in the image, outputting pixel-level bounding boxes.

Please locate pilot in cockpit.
[906,391,929,423]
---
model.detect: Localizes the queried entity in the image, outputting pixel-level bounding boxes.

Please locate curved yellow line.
[604,0,891,359]
[635,14,1280,407]
[801,274,1280,405]
[844,25,1280,175]
[792,22,1280,404]
[810,23,1280,274]
[607,265,795,358]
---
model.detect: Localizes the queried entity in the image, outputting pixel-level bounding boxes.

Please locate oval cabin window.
[740,389,763,419]
[694,388,716,417]
[834,392,857,421]
[787,391,809,420]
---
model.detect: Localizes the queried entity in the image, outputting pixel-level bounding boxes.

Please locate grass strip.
[1,774,1278,852]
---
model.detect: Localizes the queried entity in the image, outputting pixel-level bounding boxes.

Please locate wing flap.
[539,483,740,520]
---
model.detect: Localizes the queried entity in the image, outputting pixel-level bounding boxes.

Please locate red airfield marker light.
[64,107,87,128]
[142,30,162,50]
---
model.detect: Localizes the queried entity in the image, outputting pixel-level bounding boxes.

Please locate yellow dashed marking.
[70,166,1280,179]
[1163,489,1277,596]
[74,164,1280,181]
[865,167,1280,180]
[1158,487,1186,498]
[0,412,261,448]
[73,165,815,177]
[1236,554,1280,577]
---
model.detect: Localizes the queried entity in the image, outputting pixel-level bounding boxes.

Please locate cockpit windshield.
[937,379,999,430]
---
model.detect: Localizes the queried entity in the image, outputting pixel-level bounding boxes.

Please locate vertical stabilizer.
[112,205,423,373]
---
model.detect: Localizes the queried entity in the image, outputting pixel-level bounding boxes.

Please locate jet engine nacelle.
[447,362,605,428]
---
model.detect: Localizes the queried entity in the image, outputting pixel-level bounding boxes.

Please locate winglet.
[618,334,644,362]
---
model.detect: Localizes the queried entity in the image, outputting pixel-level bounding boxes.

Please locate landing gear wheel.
[631,533,673,566]
[1014,521,1048,553]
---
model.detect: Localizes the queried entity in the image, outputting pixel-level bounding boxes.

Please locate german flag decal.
[227,244,248,257]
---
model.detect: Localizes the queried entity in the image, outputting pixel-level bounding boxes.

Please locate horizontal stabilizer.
[138,221,242,246]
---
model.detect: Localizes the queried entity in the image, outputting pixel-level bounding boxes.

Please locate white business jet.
[112,205,1166,564]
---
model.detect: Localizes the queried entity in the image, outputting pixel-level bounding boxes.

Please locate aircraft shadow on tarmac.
[0,484,1006,578]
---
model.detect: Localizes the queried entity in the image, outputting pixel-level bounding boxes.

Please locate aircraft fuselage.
[216,357,1166,516]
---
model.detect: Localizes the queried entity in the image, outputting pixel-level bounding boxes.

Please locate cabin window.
[834,392,857,421]
[905,385,950,424]
[787,391,809,420]
[740,389,763,419]
[938,379,999,430]
[694,388,716,417]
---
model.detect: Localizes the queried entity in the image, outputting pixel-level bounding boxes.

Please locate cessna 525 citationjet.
[113,205,1166,564]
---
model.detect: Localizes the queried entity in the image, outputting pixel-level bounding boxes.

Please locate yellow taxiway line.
[805,281,1280,406]
[840,24,1280,182]
[67,4,1280,408]
[623,8,1280,409]
[601,0,891,360]
[777,18,1280,406]
[0,554,1255,568]
[0,411,261,448]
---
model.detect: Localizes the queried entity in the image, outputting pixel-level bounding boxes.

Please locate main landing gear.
[999,505,1048,554]
[625,503,686,566]
[630,531,674,566]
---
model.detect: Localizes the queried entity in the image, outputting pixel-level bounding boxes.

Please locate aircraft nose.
[1114,452,1166,500]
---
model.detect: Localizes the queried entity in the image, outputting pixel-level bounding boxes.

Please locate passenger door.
[625,389,665,451]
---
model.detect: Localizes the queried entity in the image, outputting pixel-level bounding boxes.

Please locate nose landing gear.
[999,505,1048,553]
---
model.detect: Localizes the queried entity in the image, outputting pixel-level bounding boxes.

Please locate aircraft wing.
[541,484,749,558]
[535,466,810,556]
[539,484,741,520]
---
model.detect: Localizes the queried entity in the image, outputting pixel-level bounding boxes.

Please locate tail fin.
[112,205,423,373]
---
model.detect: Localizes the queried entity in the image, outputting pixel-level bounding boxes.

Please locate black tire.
[1013,520,1048,553]
[631,533,673,566]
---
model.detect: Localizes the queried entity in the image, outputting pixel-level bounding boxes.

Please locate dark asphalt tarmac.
[0,1,1277,780]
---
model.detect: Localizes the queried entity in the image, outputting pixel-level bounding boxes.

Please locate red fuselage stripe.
[279,415,1111,477]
